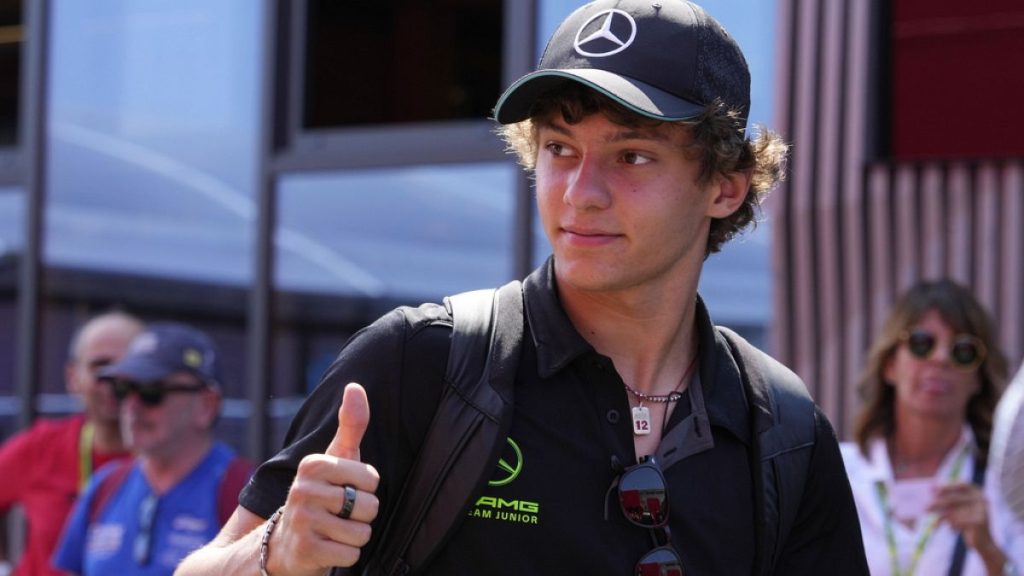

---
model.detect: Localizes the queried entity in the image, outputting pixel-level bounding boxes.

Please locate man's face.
[66,319,142,426]
[534,112,724,296]
[118,372,215,458]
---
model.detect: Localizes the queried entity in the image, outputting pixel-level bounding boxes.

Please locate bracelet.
[259,506,285,576]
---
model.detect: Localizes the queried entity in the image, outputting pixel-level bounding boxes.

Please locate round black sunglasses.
[900,329,986,372]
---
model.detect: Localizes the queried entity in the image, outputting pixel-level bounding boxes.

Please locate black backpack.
[359,281,815,576]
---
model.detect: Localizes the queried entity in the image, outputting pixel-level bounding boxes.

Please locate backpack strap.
[217,456,254,526]
[364,280,524,576]
[717,327,816,576]
[88,461,134,524]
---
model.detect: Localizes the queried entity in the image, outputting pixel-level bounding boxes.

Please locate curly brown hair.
[496,83,788,255]
[852,279,1009,467]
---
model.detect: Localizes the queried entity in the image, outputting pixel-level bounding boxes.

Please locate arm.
[173,506,266,575]
[176,384,379,576]
[180,308,448,576]
[931,482,1014,576]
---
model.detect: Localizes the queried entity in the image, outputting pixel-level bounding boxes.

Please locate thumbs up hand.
[327,381,371,462]
[266,383,381,575]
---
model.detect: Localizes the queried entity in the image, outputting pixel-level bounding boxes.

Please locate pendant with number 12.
[632,405,651,435]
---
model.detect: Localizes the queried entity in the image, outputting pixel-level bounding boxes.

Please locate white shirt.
[840,428,1023,575]
[990,363,1024,523]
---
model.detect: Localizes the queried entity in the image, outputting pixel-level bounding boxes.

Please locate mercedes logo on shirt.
[489,437,523,487]
[573,9,638,57]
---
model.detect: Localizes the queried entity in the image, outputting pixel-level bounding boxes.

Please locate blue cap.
[100,322,221,386]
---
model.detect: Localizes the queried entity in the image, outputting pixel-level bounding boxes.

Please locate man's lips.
[560,226,621,245]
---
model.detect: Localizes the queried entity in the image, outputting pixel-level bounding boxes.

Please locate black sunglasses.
[900,329,987,372]
[613,456,685,576]
[107,378,208,407]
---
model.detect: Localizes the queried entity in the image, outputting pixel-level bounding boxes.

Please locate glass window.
[0,0,19,147]
[0,187,20,413]
[34,0,264,453]
[276,162,519,302]
[1,186,19,442]
[45,0,262,286]
[0,300,13,396]
[273,162,519,443]
[0,185,21,257]
[0,306,16,433]
[303,0,503,128]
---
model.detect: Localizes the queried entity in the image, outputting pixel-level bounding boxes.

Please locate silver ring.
[339,485,356,519]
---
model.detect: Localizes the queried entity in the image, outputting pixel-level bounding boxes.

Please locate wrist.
[259,506,285,576]
[980,547,1013,576]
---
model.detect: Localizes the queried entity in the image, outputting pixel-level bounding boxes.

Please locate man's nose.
[563,155,611,210]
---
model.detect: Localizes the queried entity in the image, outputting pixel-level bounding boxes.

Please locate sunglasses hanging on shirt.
[606,456,686,576]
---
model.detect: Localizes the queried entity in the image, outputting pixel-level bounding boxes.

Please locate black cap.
[100,322,220,386]
[494,0,750,127]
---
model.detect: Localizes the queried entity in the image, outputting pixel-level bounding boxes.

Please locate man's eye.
[544,142,570,157]
[622,152,652,165]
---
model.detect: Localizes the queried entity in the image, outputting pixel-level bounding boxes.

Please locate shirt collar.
[697,298,752,444]
[523,257,593,379]
[523,257,751,443]
[866,425,977,483]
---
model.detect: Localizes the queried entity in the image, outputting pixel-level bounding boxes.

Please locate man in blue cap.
[53,323,250,576]
[179,1,868,574]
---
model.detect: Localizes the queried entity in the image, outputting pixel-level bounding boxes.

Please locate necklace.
[78,420,94,492]
[629,354,698,436]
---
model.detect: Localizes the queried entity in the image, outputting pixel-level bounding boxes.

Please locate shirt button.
[606,409,620,424]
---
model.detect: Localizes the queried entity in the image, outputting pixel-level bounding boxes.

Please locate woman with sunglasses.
[841,279,1022,576]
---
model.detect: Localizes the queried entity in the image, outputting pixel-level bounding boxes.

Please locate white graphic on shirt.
[86,523,124,556]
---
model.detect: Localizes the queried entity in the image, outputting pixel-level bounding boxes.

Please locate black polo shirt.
[240,258,867,575]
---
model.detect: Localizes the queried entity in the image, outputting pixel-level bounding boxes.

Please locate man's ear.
[195,391,222,429]
[706,170,752,219]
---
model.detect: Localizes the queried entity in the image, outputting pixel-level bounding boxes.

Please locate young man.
[177,1,868,574]
[0,310,143,576]
[53,323,251,575]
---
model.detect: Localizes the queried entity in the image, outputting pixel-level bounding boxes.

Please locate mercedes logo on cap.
[573,9,637,58]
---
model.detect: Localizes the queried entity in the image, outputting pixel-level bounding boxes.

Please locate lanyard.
[78,420,94,492]
[873,443,970,576]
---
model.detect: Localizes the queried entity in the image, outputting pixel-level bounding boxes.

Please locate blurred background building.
[0,0,777,463]
[772,0,1024,434]
[1,0,1023,568]
[0,0,1021,485]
